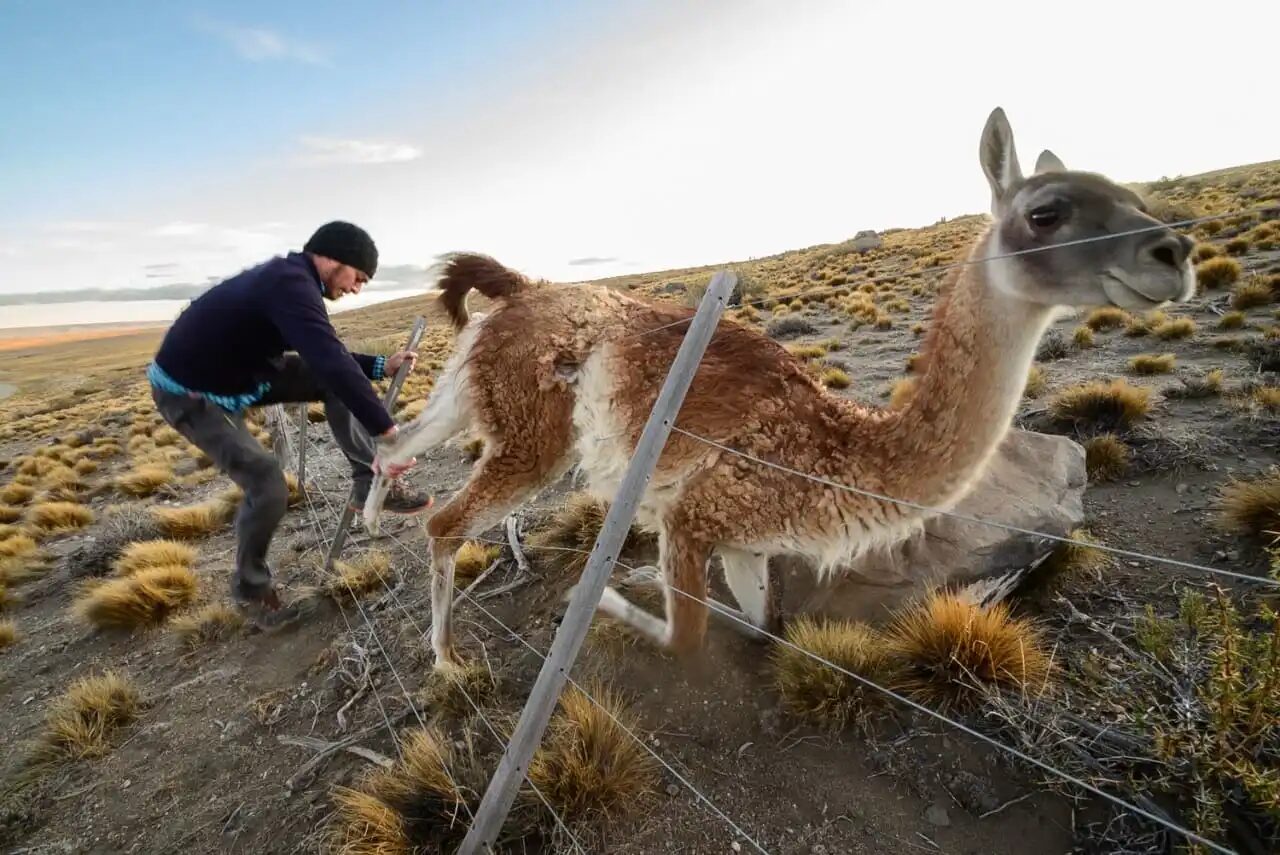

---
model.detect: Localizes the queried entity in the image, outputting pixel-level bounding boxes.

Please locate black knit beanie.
[303,221,378,278]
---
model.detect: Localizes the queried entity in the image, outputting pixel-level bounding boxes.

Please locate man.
[148,220,427,624]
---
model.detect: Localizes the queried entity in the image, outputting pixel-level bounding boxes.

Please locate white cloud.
[295,136,424,166]
[194,17,328,66]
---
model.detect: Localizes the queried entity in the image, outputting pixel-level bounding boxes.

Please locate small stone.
[1226,550,1240,562]
[1175,483,1189,495]
[121,780,131,789]
[731,842,742,852]
[924,803,951,827]
[666,784,680,797]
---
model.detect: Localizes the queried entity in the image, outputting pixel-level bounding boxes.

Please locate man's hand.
[385,350,419,376]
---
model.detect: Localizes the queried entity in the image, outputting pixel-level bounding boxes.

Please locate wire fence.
[284,199,1276,853]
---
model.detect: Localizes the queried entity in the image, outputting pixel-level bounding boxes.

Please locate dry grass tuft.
[888,376,917,409]
[72,458,99,476]
[26,501,94,535]
[1153,317,1196,340]
[169,604,246,649]
[1042,528,1109,577]
[1252,386,1280,413]
[34,671,141,762]
[1218,310,1247,329]
[773,616,895,729]
[1196,257,1242,289]
[1214,469,1280,538]
[151,494,239,539]
[115,463,175,497]
[1231,279,1275,310]
[1072,325,1095,347]
[418,661,498,720]
[886,592,1050,711]
[1,482,36,505]
[72,564,199,630]
[528,493,652,574]
[0,504,23,523]
[327,726,484,855]
[112,539,197,577]
[1084,434,1130,482]
[821,367,852,389]
[324,550,394,600]
[1128,353,1176,375]
[1023,364,1046,399]
[1085,307,1130,331]
[452,541,501,581]
[1050,379,1152,430]
[0,619,17,649]
[528,682,659,826]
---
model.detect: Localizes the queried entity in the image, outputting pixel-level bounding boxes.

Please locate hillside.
[0,159,1278,854]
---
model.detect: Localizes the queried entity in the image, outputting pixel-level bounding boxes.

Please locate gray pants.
[151,355,378,601]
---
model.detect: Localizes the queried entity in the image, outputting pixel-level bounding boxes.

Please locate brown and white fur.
[365,107,1196,671]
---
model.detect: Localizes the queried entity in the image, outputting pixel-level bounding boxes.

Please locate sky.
[2,0,1278,310]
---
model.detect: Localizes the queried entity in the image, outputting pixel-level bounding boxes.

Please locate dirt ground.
[2,165,1278,854]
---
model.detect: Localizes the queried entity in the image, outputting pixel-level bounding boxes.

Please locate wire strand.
[619,203,1277,342]
[670,426,1280,590]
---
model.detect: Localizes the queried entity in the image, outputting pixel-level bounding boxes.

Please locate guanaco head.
[979,107,1195,312]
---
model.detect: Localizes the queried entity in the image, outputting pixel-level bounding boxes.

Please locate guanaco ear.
[980,107,1023,216]
[1034,149,1067,174]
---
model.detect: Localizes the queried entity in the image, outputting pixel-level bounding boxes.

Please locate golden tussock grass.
[325,550,394,600]
[529,493,652,574]
[0,582,15,612]
[112,539,197,576]
[1024,364,1046,398]
[169,604,246,649]
[1128,353,1176,375]
[72,458,99,476]
[0,532,38,559]
[151,426,182,447]
[0,482,36,505]
[115,463,175,497]
[1231,279,1274,310]
[34,671,141,762]
[885,592,1051,711]
[0,619,17,650]
[1192,243,1221,262]
[1214,470,1280,538]
[452,541,501,581]
[1072,325,1095,347]
[0,504,22,524]
[72,564,199,630]
[888,376,917,409]
[1124,315,1152,337]
[1252,387,1280,412]
[821,367,852,389]
[151,492,239,539]
[327,726,479,855]
[1,550,49,587]
[398,399,427,421]
[1050,379,1151,429]
[1042,528,1109,577]
[418,660,498,721]
[528,683,659,826]
[26,501,94,535]
[773,616,896,728]
[1085,307,1130,331]
[1084,434,1130,482]
[1218,310,1247,329]
[786,343,826,361]
[462,436,486,462]
[1153,317,1196,340]
[1196,256,1242,289]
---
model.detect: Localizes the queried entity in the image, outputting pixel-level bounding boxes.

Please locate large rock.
[780,428,1086,623]
[850,230,882,253]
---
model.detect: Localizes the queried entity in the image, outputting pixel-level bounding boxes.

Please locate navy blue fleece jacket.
[151,251,396,436]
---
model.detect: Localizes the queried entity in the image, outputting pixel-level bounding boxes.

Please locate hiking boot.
[233,583,304,632]
[349,477,433,516]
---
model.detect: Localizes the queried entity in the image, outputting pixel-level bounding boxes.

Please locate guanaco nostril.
[1151,245,1176,268]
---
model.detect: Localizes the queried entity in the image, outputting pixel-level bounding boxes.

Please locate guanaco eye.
[1028,206,1061,228]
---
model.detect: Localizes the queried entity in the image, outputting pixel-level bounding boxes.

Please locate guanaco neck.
[867,229,1055,512]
